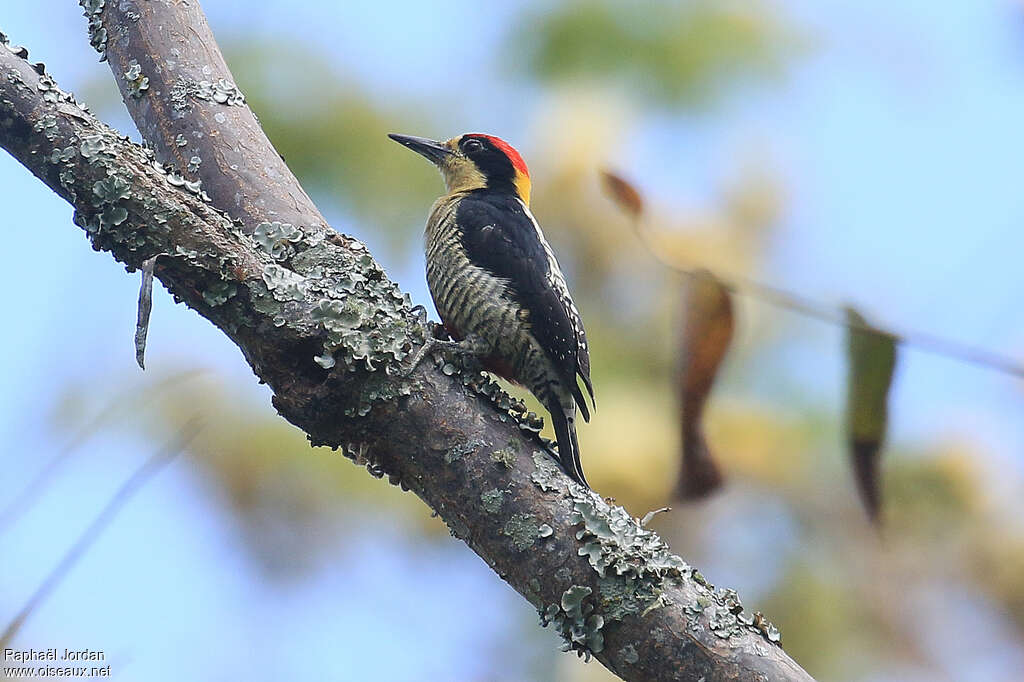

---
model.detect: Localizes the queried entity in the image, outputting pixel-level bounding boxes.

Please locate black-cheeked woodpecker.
[389,132,595,487]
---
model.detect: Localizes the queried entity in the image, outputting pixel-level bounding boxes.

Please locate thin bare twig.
[625,202,1024,380]
[135,255,160,369]
[0,420,201,651]
[0,371,205,534]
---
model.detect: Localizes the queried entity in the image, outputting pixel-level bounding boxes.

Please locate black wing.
[456,192,592,417]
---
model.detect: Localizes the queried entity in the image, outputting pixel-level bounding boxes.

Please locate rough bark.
[93,0,323,232]
[0,10,814,682]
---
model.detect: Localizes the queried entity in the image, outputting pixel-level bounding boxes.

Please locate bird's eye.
[462,138,483,154]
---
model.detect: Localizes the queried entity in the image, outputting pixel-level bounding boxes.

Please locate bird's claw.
[404,333,489,376]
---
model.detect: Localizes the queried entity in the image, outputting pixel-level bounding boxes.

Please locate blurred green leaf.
[844,307,899,522]
[884,450,978,538]
[507,0,802,109]
[225,43,442,250]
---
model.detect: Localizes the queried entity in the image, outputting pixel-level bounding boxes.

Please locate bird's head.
[388,132,531,205]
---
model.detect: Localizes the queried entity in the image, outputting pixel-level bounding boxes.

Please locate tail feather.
[571,382,591,422]
[550,407,589,488]
[572,366,595,423]
[578,368,595,411]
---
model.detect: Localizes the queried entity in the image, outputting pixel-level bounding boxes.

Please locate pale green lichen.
[58,169,77,198]
[50,145,76,164]
[124,60,149,98]
[170,77,245,112]
[542,478,783,647]
[35,66,91,113]
[262,264,308,302]
[163,169,204,196]
[503,513,537,551]
[597,575,660,622]
[202,280,237,307]
[277,246,422,382]
[80,135,107,162]
[254,220,302,260]
[427,343,545,434]
[480,489,504,514]
[531,450,565,492]
[571,496,690,581]
[541,585,605,659]
[203,78,246,105]
[1,32,27,59]
[78,0,108,56]
[444,439,482,464]
[33,113,57,140]
[311,298,361,328]
[79,173,133,235]
[313,353,335,369]
[99,205,127,228]
[93,175,131,205]
[346,368,414,416]
[490,446,516,469]
[690,586,781,643]
[677,568,783,646]
[755,613,782,643]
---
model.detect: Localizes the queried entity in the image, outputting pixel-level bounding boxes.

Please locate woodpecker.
[389,132,595,487]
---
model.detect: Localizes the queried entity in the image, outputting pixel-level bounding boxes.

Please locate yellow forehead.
[437,137,532,205]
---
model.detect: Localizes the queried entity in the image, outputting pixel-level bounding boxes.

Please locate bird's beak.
[388,133,451,165]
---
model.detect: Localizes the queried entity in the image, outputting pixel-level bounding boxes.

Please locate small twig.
[0,419,202,651]
[0,370,205,534]
[640,507,672,526]
[135,255,162,370]
[626,212,1024,380]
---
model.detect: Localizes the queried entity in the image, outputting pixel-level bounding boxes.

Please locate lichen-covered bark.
[85,0,322,233]
[0,15,815,682]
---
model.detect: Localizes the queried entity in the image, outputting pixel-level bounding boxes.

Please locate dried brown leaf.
[675,270,734,499]
[600,169,644,219]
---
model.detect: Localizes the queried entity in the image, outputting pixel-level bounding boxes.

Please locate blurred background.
[3,1,1024,680]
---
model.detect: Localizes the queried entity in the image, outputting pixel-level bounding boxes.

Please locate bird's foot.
[405,332,490,376]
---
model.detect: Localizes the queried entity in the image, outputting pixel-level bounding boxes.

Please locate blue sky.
[2,1,1024,680]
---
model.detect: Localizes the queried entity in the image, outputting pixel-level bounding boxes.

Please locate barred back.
[425,194,571,410]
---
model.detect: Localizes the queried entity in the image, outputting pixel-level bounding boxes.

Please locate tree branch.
[0,14,813,682]
[92,0,324,231]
